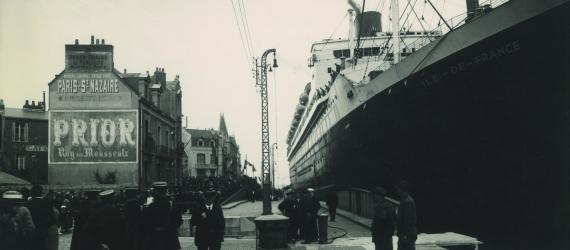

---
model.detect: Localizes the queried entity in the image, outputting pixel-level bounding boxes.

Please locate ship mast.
[391,0,401,63]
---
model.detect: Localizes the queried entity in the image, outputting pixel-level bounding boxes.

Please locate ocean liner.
[286,0,569,248]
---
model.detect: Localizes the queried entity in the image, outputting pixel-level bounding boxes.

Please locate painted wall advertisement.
[49,110,138,164]
[49,72,135,110]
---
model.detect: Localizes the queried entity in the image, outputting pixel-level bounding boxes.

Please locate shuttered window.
[13,122,28,142]
[197,153,206,164]
[16,155,25,170]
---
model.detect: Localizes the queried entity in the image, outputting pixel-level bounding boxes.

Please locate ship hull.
[291,2,569,249]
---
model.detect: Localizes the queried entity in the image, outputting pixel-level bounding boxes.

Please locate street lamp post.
[255,48,277,215]
[254,49,289,250]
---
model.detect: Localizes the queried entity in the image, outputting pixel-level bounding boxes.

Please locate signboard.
[66,51,113,72]
[49,73,134,110]
[26,145,48,152]
[49,110,138,164]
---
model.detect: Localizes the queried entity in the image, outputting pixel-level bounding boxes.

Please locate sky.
[0,0,466,187]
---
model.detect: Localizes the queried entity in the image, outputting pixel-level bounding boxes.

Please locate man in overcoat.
[28,185,58,250]
[278,191,301,242]
[371,186,396,250]
[191,189,225,250]
[141,182,183,250]
[83,190,127,250]
[299,188,320,243]
[395,181,417,250]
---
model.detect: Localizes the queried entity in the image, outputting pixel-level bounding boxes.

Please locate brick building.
[47,36,183,189]
[0,99,48,184]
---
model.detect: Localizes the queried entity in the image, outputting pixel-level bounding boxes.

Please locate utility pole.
[255,48,277,215]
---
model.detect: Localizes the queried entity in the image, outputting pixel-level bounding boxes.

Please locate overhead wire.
[231,0,252,68]
[238,0,255,58]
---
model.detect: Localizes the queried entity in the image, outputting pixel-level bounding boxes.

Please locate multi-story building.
[219,115,241,177]
[184,115,241,178]
[47,36,183,189]
[184,128,222,177]
[0,99,48,184]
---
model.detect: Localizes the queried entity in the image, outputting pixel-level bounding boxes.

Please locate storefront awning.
[0,171,32,186]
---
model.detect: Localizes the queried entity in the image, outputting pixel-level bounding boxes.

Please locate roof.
[1,108,48,120]
[119,72,146,78]
[166,81,180,92]
[219,114,228,135]
[186,129,220,140]
[0,171,32,186]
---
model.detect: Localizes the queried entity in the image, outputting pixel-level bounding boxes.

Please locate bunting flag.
[244,159,255,172]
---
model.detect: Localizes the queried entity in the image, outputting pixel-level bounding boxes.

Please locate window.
[210,154,217,165]
[333,49,351,58]
[13,122,28,142]
[165,130,169,148]
[144,120,149,135]
[197,169,206,177]
[16,155,25,170]
[197,139,204,147]
[157,126,162,146]
[197,153,206,164]
[209,140,215,147]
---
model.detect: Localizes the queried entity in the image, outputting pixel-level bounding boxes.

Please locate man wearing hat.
[28,185,58,250]
[123,188,143,250]
[191,188,225,250]
[299,187,320,243]
[70,190,100,250]
[84,190,127,250]
[395,181,417,250]
[278,191,301,242]
[141,181,182,250]
[371,186,396,250]
[0,191,36,250]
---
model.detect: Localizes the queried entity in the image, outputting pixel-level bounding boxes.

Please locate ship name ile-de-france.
[421,40,521,87]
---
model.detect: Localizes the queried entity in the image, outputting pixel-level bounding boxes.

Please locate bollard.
[317,213,329,244]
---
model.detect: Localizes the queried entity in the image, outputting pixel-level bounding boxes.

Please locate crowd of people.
[0,182,185,250]
[278,188,321,244]
[0,175,261,250]
[1,177,416,250]
[279,181,417,250]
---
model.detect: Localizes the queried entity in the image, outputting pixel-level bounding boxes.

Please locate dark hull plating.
[292,2,569,249]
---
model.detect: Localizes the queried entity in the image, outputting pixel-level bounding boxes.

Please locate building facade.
[184,128,222,177]
[219,115,241,177]
[0,99,48,184]
[184,115,241,178]
[47,36,183,189]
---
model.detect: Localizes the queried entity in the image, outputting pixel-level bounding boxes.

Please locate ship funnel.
[360,11,382,36]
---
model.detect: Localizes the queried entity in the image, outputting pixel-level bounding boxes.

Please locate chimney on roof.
[102,39,105,45]
[24,100,30,108]
[91,35,94,45]
[96,39,100,45]
[31,101,36,107]
[75,39,79,45]
[0,99,4,111]
[42,91,46,111]
[124,68,127,74]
